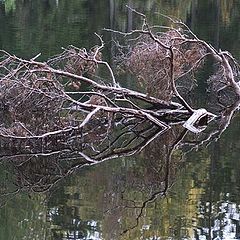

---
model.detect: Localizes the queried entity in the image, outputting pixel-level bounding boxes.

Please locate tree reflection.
[0,88,238,239]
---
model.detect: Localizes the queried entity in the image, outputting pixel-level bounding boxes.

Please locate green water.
[0,0,240,239]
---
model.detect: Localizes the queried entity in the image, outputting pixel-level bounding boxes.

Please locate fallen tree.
[0,10,240,236]
[0,8,239,161]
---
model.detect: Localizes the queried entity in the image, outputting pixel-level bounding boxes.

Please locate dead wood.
[0,8,239,162]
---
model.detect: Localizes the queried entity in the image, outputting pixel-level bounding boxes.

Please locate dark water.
[0,0,240,239]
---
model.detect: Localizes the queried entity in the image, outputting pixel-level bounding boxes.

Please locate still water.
[0,0,240,239]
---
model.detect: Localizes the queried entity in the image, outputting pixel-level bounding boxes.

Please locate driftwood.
[0,9,239,171]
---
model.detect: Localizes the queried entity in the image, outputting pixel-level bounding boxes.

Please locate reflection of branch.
[0,121,164,202]
[121,128,188,235]
[93,127,165,161]
[121,190,166,235]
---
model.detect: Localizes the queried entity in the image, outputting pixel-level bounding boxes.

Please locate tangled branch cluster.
[0,9,239,166]
[120,30,207,100]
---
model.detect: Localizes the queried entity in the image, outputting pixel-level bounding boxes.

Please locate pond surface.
[0,0,240,239]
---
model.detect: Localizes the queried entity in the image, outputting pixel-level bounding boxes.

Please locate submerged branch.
[0,8,238,172]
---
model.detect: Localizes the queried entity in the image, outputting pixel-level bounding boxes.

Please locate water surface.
[0,0,240,239]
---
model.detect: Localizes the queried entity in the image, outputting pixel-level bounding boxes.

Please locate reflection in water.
[198,199,240,239]
[0,0,240,240]
[0,95,238,239]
